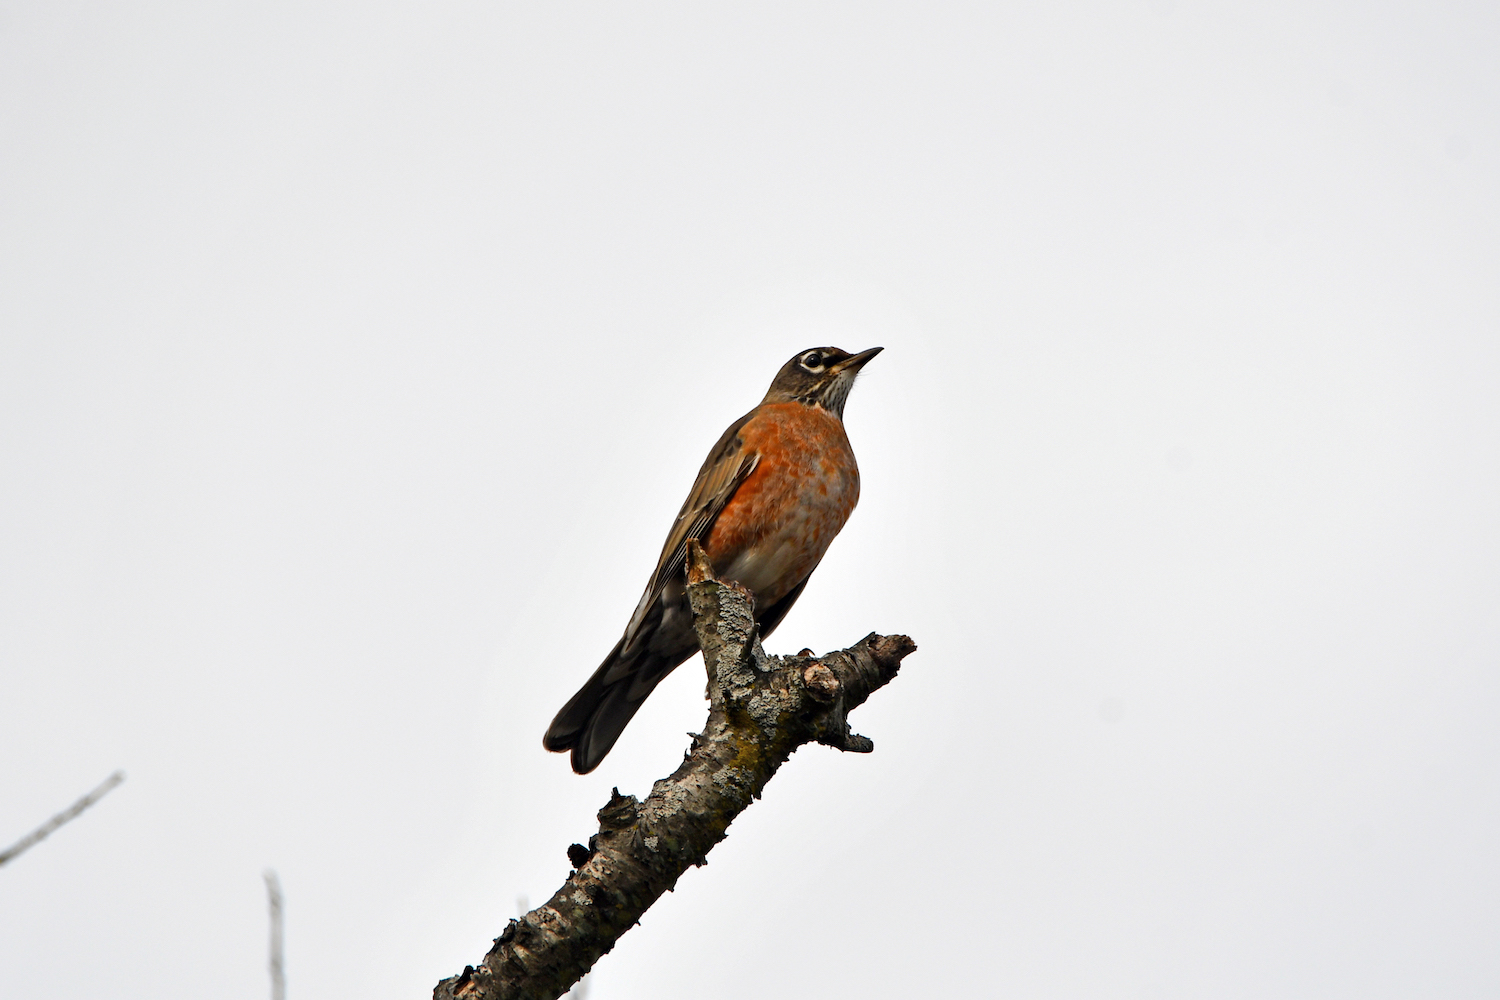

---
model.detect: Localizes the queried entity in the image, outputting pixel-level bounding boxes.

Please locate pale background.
[2,2,1497,998]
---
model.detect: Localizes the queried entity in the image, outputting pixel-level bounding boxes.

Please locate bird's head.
[762,346,883,419]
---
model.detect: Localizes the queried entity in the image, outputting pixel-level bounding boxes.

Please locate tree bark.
[434,542,916,1000]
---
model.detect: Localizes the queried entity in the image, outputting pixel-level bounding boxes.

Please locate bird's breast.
[704,402,860,604]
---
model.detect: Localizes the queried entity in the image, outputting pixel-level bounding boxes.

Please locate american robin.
[544,346,883,774]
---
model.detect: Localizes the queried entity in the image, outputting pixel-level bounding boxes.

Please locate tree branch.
[436,543,915,1000]
[264,870,286,1000]
[0,771,125,869]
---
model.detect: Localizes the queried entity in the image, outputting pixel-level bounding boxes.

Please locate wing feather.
[623,410,760,642]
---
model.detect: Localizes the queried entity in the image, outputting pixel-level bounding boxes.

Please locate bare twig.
[435,542,916,1000]
[0,770,125,868]
[264,870,286,1000]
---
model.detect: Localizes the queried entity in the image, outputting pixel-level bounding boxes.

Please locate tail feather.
[569,683,648,775]
[543,638,680,774]
[542,640,619,752]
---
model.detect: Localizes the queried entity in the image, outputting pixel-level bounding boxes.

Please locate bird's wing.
[624,411,760,642]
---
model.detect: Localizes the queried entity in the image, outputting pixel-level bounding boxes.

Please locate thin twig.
[265,870,286,1000]
[0,770,125,868]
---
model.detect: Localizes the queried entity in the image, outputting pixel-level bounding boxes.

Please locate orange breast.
[703,402,860,605]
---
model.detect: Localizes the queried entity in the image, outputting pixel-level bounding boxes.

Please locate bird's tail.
[543,638,679,774]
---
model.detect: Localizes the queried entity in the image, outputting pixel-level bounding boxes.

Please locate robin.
[543,346,883,774]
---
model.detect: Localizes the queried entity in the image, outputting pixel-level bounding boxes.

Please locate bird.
[543,346,883,774]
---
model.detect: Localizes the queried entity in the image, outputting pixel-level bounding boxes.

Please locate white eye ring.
[801,353,825,371]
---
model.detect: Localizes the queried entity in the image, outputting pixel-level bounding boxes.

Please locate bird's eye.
[803,352,823,369]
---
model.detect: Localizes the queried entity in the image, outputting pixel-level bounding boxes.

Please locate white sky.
[2,2,1497,997]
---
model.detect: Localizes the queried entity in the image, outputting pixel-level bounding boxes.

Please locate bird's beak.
[834,346,883,373]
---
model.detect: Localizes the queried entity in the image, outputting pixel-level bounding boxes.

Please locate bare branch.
[264,870,286,1000]
[0,771,125,868]
[435,543,915,1000]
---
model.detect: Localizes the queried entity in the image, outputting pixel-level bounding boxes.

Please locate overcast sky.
[3,2,1498,998]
